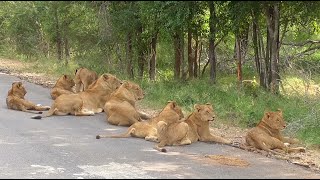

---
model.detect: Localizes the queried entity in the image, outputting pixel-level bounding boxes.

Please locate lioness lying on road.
[50,74,75,100]
[74,67,98,93]
[245,109,306,154]
[6,82,50,114]
[96,101,184,142]
[31,73,122,119]
[154,103,232,152]
[104,81,150,126]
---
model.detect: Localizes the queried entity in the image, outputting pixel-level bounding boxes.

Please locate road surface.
[0,72,319,179]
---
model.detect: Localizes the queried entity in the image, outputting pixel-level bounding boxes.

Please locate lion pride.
[50,74,75,100]
[31,73,122,119]
[104,81,150,126]
[154,103,232,152]
[74,67,98,92]
[6,82,50,114]
[96,101,184,142]
[245,109,305,154]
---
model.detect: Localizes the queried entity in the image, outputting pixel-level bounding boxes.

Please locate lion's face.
[263,110,286,130]
[92,73,122,91]
[11,82,27,98]
[194,103,215,122]
[60,75,75,88]
[126,81,144,100]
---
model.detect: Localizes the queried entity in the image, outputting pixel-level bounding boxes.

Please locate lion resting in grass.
[31,74,122,119]
[74,67,98,93]
[245,109,306,154]
[6,82,50,114]
[154,103,232,152]
[104,81,150,126]
[50,74,75,100]
[96,101,184,143]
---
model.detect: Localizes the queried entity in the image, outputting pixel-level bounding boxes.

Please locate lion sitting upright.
[96,101,184,143]
[104,81,150,126]
[6,82,50,114]
[31,73,122,119]
[74,67,98,93]
[245,109,305,154]
[50,74,75,100]
[154,103,232,152]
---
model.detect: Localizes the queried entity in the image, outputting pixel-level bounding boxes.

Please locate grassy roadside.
[0,57,319,147]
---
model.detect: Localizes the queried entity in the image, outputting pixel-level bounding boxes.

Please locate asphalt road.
[0,72,319,179]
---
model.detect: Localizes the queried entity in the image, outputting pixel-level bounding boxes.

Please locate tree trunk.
[188,28,193,79]
[265,2,280,94]
[235,37,242,83]
[54,6,62,60]
[252,10,263,87]
[126,32,134,79]
[149,33,157,81]
[208,1,216,83]
[194,34,199,78]
[137,24,144,80]
[173,32,181,79]
[64,36,70,65]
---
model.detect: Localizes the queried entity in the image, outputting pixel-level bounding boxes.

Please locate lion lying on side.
[154,103,232,152]
[6,82,50,114]
[104,81,150,126]
[96,101,184,143]
[50,74,75,100]
[31,74,122,119]
[245,109,306,154]
[74,67,98,93]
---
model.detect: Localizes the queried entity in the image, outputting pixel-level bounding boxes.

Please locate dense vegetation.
[0,1,319,145]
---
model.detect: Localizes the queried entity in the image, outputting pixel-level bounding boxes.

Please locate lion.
[50,74,75,100]
[96,101,184,144]
[74,67,98,93]
[6,82,50,114]
[104,81,150,126]
[31,73,122,119]
[245,109,306,154]
[154,103,232,152]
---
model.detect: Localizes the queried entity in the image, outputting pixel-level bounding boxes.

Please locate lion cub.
[96,101,184,142]
[74,67,98,92]
[154,103,232,152]
[50,74,75,100]
[104,81,150,126]
[245,109,305,154]
[6,82,50,114]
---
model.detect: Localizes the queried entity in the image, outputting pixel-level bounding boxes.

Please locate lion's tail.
[153,145,167,153]
[31,106,56,119]
[96,127,134,139]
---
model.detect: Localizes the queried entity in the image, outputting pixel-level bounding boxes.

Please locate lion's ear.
[206,103,213,110]
[63,75,67,79]
[102,74,109,80]
[264,111,271,118]
[277,108,283,114]
[194,104,201,112]
[123,81,130,87]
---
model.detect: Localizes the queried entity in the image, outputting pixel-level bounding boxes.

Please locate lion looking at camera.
[245,109,305,154]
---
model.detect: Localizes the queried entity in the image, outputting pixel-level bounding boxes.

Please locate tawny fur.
[50,74,75,100]
[31,73,122,119]
[74,67,98,92]
[6,82,50,114]
[245,109,305,154]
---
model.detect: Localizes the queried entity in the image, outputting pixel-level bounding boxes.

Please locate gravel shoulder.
[0,57,319,174]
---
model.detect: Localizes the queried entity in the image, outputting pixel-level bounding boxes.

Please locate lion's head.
[8,82,27,98]
[55,74,75,90]
[259,109,286,130]
[123,81,144,101]
[89,73,122,91]
[164,101,184,119]
[194,103,215,122]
